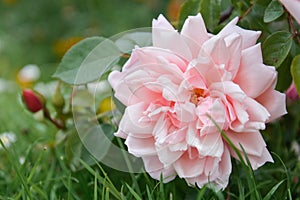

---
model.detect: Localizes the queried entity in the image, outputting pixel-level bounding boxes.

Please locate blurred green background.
[0,0,176,79]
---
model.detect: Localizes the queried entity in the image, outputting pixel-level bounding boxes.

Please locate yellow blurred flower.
[2,0,18,5]
[53,37,83,58]
[97,97,115,114]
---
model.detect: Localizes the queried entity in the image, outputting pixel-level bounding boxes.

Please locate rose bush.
[109,13,287,189]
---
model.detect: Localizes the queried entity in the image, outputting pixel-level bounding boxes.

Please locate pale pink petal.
[174,102,196,122]
[186,146,231,190]
[224,33,242,79]
[256,90,287,122]
[214,146,232,186]
[199,35,229,66]
[108,71,139,106]
[173,151,205,178]
[125,135,157,156]
[245,148,274,170]
[187,57,222,85]
[142,155,176,182]
[209,81,246,101]
[244,97,270,124]
[218,17,261,49]
[118,102,154,138]
[156,144,184,166]
[234,45,277,98]
[198,132,224,157]
[226,130,267,157]
[152,15,193,60]
[181,14,210,57]
[130,47,188,73]
[279,0,300,24]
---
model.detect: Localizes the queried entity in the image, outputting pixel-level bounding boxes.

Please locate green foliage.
[115,31,152,54]
[291,54,300,94]
[53,37,121,85]
[262,31,293,68]
[264,0,284,23]
[199,0,222,33]
[177,0,201,30]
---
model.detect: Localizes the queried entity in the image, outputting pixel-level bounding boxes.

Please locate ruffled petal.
[226,130,266,157]
[142,155,176,182]
[234,44,277,98]
[181,13,210,57]
[117,102,154,138]
[218,17,261,49]
[256,89,287,122]
[125,135,157,156]
[173,151,206,178]
[152,15,193,60]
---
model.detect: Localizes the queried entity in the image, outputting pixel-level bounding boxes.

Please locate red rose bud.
[22,89,45,113]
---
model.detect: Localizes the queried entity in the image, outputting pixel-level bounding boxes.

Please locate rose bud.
[286,82,299,101]
[22,89,45,113]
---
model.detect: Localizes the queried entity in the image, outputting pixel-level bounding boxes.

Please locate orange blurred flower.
[53,37,83,58]
[167,0,185,22]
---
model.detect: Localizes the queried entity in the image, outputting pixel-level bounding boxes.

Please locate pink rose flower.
[109,14,287,189]
[279,0,300,24]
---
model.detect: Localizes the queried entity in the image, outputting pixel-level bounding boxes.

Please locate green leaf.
[262,31,292,68]
[291,54,300,95]
[115,31,152,53]
[264,0,284,23]
[199,0,222,33]
[177,0,201,31]
[263,179,285,200]
[53,37,121,85]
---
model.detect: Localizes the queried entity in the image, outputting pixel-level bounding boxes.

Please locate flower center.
[190,88,205,105]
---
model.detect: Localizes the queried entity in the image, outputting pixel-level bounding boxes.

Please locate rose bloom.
[109,14,287,189]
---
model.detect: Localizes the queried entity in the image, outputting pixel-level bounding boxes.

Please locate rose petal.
[218,17,261,49]
[234,44,277,98]
[125,135,157,156]
[142,155,176,182]
[181,13,210,57]
[256,89,287,122]
[118,102,154,138]
[153,15,193,60]
[173,151,206,178]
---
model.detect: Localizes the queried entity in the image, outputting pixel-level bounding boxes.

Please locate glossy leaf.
[291,54,300,94]
[264,0,284,23]
[177,0,201,31]
[115,31,152,53]
[53,37,122,85]
[262,31,292,68]
[199,0,221,33]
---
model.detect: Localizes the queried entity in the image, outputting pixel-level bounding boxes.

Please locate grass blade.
[125,183,143,200]
[263,179,285,200]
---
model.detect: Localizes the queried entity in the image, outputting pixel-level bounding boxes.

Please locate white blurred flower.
[291,141,300,160]
[19,156,25,165]
[0,132,17,149]
[17,64,41,83]
[34,81,58,98]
